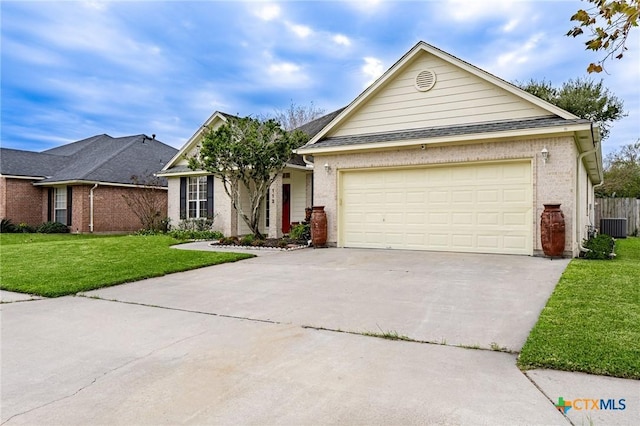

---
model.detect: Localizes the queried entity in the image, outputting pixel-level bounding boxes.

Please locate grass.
[0,234,253,297]
[362,326,413,342]
[518,237,640,379]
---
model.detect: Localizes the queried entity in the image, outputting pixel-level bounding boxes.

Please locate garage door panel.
[341,162,532,254]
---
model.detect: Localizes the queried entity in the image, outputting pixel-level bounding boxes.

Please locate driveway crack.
[1,329,209,425]
[77,294,285,325]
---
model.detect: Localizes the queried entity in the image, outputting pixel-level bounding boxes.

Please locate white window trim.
[187,176,207,219]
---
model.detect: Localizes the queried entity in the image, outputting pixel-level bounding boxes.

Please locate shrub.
[289,223,310,242]
[174,218,217,232]
[1,218,17,233]
[168,229,223,241]
[36,221,70,234]
[219,236,239,245]
[240,234,255,246]
[583,233,615,260]
[17,222,35,233]
[167,218,222,240]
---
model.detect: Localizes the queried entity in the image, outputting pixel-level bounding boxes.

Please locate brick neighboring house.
[0,134,177,233]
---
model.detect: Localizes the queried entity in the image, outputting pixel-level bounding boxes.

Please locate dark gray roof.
[0,148,65,178]
[306,116,591,149]
[295,107,346,138]
[1,134,178,186]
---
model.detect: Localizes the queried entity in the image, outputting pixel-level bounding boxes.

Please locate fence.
[595,198,640,237]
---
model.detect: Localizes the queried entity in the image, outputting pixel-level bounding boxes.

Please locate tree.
[122,175,169,232]
[188,116,308,238]
[517,77,625,140]
[273,101,325,130]
[597,140,640,197]
[567,0,640,73]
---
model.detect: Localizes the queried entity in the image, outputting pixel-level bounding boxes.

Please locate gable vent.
[415,69,436,92]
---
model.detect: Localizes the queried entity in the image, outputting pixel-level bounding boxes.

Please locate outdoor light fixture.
[324,163,331,172]
[541,146,549,164]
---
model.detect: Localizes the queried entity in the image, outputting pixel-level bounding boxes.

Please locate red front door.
[282,184,291,233]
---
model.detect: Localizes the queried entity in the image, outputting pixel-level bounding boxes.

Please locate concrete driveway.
[85,246,569,352]
[3,247,636,424]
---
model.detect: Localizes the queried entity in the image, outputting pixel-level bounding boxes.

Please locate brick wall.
[0,177,46,226]
[87,185,168,233]
[313,136,582,256]
[1,180,168,233]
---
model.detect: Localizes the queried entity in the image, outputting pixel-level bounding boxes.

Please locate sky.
[1,0,638,158]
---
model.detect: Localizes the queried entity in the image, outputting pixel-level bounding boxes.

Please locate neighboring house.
[0,134,178,233]
[296,41,602,257]
[158,110,342,238]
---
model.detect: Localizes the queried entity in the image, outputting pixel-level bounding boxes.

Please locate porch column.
[268,175,283,239]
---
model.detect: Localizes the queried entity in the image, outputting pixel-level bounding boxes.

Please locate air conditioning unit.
[600,218,627,239]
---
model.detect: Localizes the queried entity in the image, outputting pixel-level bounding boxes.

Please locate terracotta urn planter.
[311,206,327,247]
[541,204,565,257]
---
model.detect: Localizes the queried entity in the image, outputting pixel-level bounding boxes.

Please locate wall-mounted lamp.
[541,146,549,164]
[324,163,331,172]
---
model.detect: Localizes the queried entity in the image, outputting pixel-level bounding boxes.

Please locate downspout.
[577,125,604,253]
[89,183,98,233]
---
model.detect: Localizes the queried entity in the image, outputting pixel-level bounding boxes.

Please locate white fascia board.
[155,170,208,178]
[0,174,46,180]
[33,180,168,189]
[298,123,592,155]
[161,111,229,171]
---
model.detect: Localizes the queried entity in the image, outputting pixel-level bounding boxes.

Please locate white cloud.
[82,1,108,12]
[263,58,310,88]
[501,18,519,33]
[286,22,313,38]
[332,34,351,46]
[495,33,543,68]
[362,57,385,88]
[253,3,281,21]
[444,0,522,22]
[344,0,384,15]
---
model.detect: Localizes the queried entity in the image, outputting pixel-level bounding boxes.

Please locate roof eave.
[161,111,229,171]
[33,179,168,189]
[0,174,47,180]
[298,123,592,155]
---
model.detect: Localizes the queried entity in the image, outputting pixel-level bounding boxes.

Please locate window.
[54,187,67,225]
[187,176,208,218]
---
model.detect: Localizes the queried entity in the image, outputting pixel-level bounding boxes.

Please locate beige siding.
[330,51,553,137]
[288,170,308,223]
[237,185,268,236]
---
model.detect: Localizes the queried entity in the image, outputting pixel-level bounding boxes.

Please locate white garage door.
[340,161,532,255]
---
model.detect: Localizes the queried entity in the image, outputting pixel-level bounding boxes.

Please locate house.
[158,110,342,238]
[0,134,178,233]
[296,41,602,257]
[161,41,602,257]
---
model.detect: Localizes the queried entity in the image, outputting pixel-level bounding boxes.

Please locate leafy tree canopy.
[188,116,308,238]
[567,0,640,73]
[517,77,625,140]
[597,140,640,198]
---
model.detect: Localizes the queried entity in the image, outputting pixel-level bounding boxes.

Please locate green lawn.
[518,237,640,379]
[0,234,253,297]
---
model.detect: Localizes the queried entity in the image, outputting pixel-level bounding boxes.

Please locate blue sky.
[1,0,638,158]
